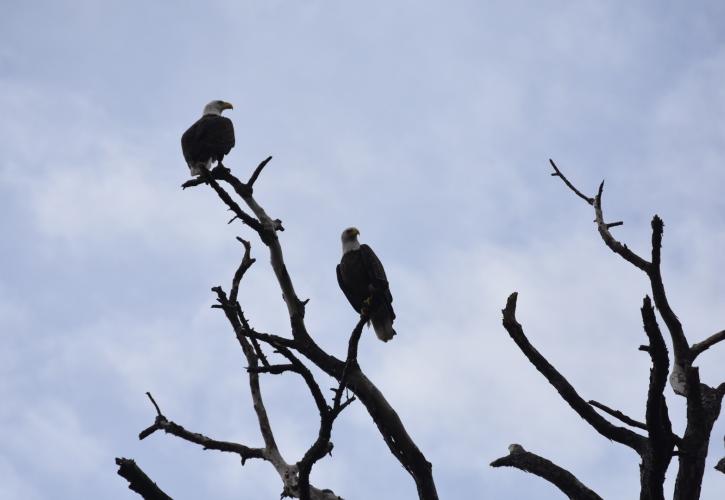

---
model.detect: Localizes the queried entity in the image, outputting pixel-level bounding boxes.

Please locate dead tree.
[491,160,725,500]
[116,159,438,500]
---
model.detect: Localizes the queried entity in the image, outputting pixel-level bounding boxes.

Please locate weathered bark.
[115,458,173,500]
[639,297,675,500]
[673,381,723,500]
[493,161,724,498]
[182,160,439,500]
[501,293,646,452]
[491,445,603,500]
[132,236,345,500]
[691,330,725,360]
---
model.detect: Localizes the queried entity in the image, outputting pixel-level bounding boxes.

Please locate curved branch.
[647,216,689,364]
[502,292,645,452]
[197,159,439,500]
[229,237,255,304]
[247,155,273,188]
[691,329,725,360]
[491,444,603,500]
[640,296,676,498]
[272,345,328,414]
[548,161,694,397]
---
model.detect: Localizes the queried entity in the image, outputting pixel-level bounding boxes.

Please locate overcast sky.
[2,1,725,499]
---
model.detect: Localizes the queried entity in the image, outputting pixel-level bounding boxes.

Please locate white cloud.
[0,456,41,500]
[0,399,107,485]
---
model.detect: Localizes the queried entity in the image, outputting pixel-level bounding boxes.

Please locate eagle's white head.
[341,227,361,254]
[203,100,234,116]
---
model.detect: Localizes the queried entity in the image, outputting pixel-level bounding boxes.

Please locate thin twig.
[588,400,647,431]
[137,394,265,463]
[549,159,594,205]
[146,392,162,417]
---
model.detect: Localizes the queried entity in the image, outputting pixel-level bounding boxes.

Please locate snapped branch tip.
[145,392,163,416]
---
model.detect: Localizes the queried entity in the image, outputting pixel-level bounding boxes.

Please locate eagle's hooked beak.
[352,227,360,236]
[221,101,234,110]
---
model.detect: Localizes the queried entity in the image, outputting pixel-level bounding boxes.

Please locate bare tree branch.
[270,345,328,415]
[593,181,650,272]
[548,159,595,205]
[491,444,603,500]
[211,244,345,499]
[142,234,338,498]
[547,159,725,499]
[138,393,265,462]
[647,216,690,367]
[641,297,673,442]
[247,155,273,188]
[297,317,365,500]
[191,158,439,500]
[691,330,725,360]
[550,160,649,271]
[640,296,676,499]
[229,237,255,304]
[588,400,648,432]
[548,160,696,398]
[502,292,646,451]
[190,167,264,233]
[116,457,173,500]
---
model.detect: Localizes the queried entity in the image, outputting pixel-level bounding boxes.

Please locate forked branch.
[501,292,645,451]
[546,159,725,499]
[548,160,694,372]
[185,157,439,500]
[138,392,265,463]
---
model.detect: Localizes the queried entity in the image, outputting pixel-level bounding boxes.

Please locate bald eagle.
[181,100,235,176]
[337,227,396,342]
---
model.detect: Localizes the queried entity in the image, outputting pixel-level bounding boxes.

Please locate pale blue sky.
[2,1,725,499]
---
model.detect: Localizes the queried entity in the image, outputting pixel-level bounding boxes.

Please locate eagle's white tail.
[371,314,396,342]
[189,158,214,176]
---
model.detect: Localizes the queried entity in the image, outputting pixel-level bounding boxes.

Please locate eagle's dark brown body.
[181,114,235,174]
[337,244,396,341]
